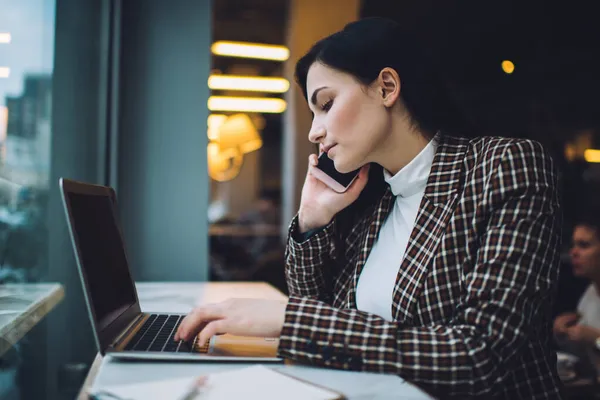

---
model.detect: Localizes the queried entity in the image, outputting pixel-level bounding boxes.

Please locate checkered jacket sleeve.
[284,217,338,304]
[278,141,562,398]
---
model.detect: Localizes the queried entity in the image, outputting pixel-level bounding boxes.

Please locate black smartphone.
[312,152,360,193]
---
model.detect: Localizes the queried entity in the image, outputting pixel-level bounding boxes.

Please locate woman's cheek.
[330,100,358,136]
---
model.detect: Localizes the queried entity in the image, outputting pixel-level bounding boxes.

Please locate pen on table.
[87,390,130,400]
[177,376,208,400]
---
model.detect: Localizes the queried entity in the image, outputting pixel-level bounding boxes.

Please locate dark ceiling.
[211,0,288,91]
[361,0,600,136]
[212,0,600,143]
[213,0,288,45]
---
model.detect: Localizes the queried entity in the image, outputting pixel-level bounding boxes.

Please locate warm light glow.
[207,114,228,141]
[216,114,262,155]
[208,75,290,93]
[207,142,243,182]
[584,149,600,163]
[208,96,287,113]
[0,33,11,44]
[0,67,10,78]
[211,41,289,61]
[564,143,576,162]
[502,60,515,74]
[206,114,263,182]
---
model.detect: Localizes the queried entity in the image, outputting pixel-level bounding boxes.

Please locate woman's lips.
[322,144,336,154]
[327,145,337,158]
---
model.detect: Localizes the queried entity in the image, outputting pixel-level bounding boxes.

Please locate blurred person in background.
[554,211,600,372]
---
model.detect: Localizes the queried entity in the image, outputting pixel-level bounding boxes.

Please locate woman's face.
[570,225,600,279]
[305,62,392,173]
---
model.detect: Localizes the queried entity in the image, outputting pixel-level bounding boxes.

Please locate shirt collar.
[383,137,438,198]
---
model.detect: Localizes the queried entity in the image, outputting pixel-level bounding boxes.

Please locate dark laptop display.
[67,192,137,330]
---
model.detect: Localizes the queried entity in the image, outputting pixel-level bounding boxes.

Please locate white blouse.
[577,284,600,369]
[356,138,437,321]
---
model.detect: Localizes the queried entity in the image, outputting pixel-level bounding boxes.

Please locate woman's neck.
[374,114,430,175]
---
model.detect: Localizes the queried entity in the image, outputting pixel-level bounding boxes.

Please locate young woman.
[176,18,563,399]
[554,213,600,372]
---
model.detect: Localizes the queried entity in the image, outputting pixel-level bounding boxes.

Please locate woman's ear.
[378,67,401,108]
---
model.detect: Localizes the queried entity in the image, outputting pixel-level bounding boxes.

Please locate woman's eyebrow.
[310,86,328,106]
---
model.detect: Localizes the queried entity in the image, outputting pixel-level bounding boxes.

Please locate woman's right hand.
[297,154,370,233]
[553,312,580,336]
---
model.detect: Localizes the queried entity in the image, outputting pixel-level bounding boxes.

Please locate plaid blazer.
[277,134,564,399]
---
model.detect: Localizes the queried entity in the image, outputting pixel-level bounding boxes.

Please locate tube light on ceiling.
[208,75,290,93]
[211,41,289,61]
[584,149,600,163]
[0,67,10,78]
[208,96,287,113]
[0,33,11,44]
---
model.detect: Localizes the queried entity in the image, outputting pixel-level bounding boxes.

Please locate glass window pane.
[0,0,54,276]
[0,0,55,398]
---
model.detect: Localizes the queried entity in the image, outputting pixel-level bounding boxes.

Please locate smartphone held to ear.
[312,152,360,193]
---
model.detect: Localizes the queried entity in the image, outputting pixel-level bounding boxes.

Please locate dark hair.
[574,208,600,238]
[296,18,474,235]
[295,17,472,139]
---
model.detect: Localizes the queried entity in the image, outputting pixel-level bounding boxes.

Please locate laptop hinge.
[111,312,146,348]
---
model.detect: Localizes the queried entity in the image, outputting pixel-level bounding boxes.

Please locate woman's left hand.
[565,324,600,346]
[173,298,288,346]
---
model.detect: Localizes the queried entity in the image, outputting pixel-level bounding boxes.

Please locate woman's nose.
[569,248,578,259]
[308,125,326,144]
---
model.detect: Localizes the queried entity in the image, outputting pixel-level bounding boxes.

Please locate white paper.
[90,365,342,400]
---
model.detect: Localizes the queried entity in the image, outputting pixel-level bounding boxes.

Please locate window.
[0,0,55,398]
[0,0,54,280]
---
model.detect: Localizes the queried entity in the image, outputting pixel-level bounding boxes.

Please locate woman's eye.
[320,99,333,111]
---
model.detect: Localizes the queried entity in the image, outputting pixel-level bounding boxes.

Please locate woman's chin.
[333,161,354,174]
[331,156,355,173]
[572,267,586,278]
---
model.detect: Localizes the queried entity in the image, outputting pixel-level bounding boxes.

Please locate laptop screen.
[67,192,137,330]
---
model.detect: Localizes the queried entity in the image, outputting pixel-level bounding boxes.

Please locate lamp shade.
[207,142,243,181]
[215,113,262,155]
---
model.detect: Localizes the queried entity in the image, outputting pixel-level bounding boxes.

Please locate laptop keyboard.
[124,314,209,354]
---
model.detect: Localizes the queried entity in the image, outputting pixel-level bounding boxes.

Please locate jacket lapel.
[347,185,394,309]
[391,134,468,323]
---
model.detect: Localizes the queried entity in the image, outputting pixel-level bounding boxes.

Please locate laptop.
[59,177,282,362]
